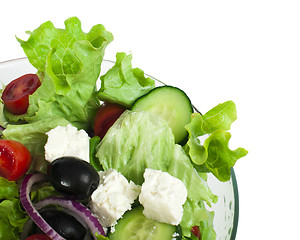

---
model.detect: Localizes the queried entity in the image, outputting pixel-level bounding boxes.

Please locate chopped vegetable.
[131,85,193,143]
[183,101,248,181]
[1,74,41,115]
[0,177,29,239]
[20,173,105,240]
[0,139,31,181]
[93,102,126,139]
[109,206,176,240]
[25,233,52,240]
[98,52,155,108]
[35,197,106,239]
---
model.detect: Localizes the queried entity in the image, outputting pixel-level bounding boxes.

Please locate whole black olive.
[38,209,91,240]
[47,156,100,200]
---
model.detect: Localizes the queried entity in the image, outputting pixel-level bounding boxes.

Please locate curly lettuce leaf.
[184,101,248,182]
[204,130,248,182]
[184,113,207,165]
[0,178,29,240]
[202,100,237,134]
[95,110,217,236]
[98,52,155,107]
[17,17,113,73]
[10,17,113,130]
[199,211,216,240]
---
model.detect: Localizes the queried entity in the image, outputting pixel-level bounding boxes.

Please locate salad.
[0,17,247,240]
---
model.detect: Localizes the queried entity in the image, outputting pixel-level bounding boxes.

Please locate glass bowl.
[0,57,239,240]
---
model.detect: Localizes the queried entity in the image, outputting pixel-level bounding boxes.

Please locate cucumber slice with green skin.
[131,86,193,143]
[108,206,176,240]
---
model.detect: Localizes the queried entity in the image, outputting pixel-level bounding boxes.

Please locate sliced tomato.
[25,234,52,240]
[0,140,31,181]
[191,226,201,239]
[94,102,126,139]
[1,74,41,115]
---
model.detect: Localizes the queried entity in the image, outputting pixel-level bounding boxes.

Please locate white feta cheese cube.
[139,168,187,225]
[90,169,141,227]
[44,124,90,162]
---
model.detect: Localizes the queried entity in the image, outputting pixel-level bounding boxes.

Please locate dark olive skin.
[47,156,100,200]
[34,209,91,240]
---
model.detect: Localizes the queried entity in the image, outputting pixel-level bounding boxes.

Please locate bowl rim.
[0,56,239,240]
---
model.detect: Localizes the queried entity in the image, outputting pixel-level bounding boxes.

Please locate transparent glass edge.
[230,167,239,240]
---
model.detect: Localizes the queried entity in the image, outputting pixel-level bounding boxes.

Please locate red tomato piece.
[94,102,126,139]
[25,234,52,240]
[191,226,201,239]
[1,74,41,115]
[0,140,31,181]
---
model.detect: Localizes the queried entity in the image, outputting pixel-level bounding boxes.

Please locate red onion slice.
[35,196,106,238]
[20,173,65,240]
[20,172,106,240]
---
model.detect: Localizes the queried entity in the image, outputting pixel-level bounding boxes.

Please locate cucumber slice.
[109,206,176,240]
[131,86,193,143]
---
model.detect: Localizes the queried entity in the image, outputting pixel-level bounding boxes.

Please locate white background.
[1,1,299,239]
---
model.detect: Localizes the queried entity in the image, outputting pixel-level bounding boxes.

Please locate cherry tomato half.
[25,234,52,240]
[1,74,41,115]
[191,226,201,239]
[0,140,31,181]
[94,102,126,139]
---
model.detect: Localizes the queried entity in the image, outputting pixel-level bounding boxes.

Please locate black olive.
[35,209,92,240]
[47,156,100,200]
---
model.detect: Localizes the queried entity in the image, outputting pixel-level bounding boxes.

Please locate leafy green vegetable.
[184,113,207,165]
[90,136,102,171]
[98,52,155,107]
[5,17,113,131]
[184,101,247,182]
[17,17,113,74]
[180,199,209,237]
[95,110,217,237]
[202,100,237,134]
[31,185,60,203]
[204,130,248,182]
[0,177,29,240]
[95,233,110,240]
[0,101,8,131]
[199,211,216,240]
[0,178,18,200]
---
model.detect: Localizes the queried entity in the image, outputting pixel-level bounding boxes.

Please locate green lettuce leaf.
[9,17,113,131]
[204,130,248,182]
[31,185,61,203]
[95,233,110,240]
[17,17,113,74]
[89,136,102,171]
[2,117,70,170]
[98,52,155,107]
[180,199,209,237]
[0,177,18,200]
[184,113,207,165]
[95,110,217,236]
[184,101,247,182]
[0,101,8,131]
[199,211,217,240]
[202,100,237,134]
[0,177,29,240]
